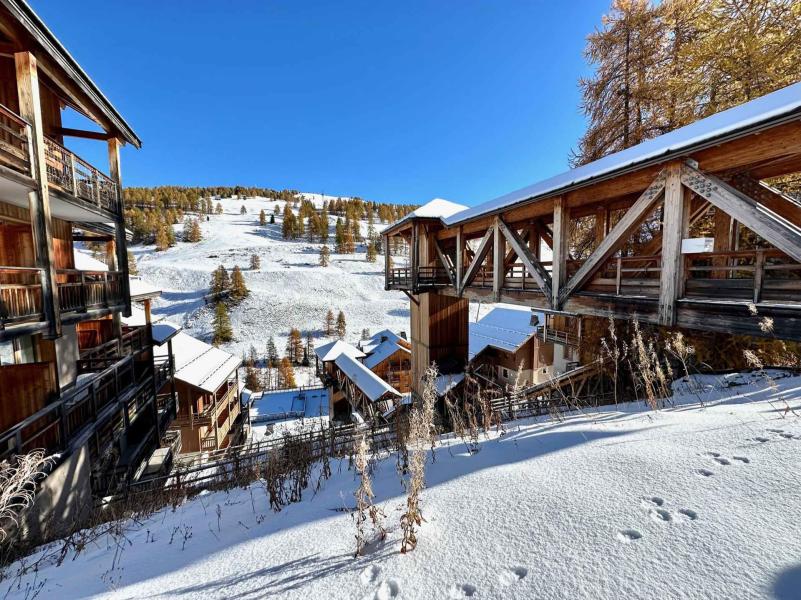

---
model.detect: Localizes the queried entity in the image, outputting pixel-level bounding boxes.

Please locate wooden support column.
[383,235,390,289]
[594,206,608,245]
[712,209,734,279]
[551,196,569,309]
[658,163,687,326]
[411,223,419,292]
[493,218,504,301]
[15,51,60,338]
[455,226,463,292]
[108,137,131,317]
[529,221,541,259]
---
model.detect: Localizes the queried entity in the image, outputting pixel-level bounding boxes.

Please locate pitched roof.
[469,305,540,359]
[154,331,241,393]
[385,198,468,234]
[334,353,401,402]
[359,329,403,354]
[314,340,365,362]
[363,338,410,370]
[129,277,162,301]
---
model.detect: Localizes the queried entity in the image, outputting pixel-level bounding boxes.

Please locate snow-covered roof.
[154,331,241,393]
[359,329,403,354]
[333,352,401,402]
[387,198,469,232]
[434,373,465,396]
[363,338,410,370]
[436,81,801,226]
[151,322,181,345]
[73,250,108,271]
[469,305,541,359]
[129,277,162,300]
[314,340,365,362]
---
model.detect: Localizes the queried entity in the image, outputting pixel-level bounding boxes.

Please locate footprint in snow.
[704,451,721,458]
[499,567,528,587]
[713,456,731,466]
[617,529,642,543]
[732,456,750,464]
[447,583,477,598]
[753,437,770,443]
[360,565,382,586]
[641,496,664,508]
[649,508,672,523]
[678,508,698,521]
[364,579,400,600]
[696,468,714,477]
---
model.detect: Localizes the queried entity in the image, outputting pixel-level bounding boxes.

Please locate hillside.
[5,371,801,599]
[130,196,410,376]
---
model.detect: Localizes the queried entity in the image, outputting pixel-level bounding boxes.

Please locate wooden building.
[384,82,801,394]
[358,329,412,393]
[0,2,171,539]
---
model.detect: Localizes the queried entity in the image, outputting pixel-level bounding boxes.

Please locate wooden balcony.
[0,103,120,218]
[58,269,125,313]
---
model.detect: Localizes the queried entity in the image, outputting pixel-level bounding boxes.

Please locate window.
[501,367,509,380]
[0,335,37,365]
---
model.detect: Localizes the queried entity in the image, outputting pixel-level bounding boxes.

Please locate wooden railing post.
[615,256,622,296]
[753,249,765,304]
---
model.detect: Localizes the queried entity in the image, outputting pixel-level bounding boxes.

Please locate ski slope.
[130,196,411,362]
[7,371,801,599]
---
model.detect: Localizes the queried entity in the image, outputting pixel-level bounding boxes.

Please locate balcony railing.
[43,137,119,214]
[58,269,124,314]
[0,266,44,327]
[0,104,31,175]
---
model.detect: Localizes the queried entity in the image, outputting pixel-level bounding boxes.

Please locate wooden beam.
[497,217,553,306]
[460,227,493,294]
[658,164,687,326]
[411,222,419,292]
[681,164,801,263]
[504,228,529,268]
[434,238,456,287]
[108,137,131,317]
[455,226,463,291]
[551,196,569,308]
[54,126,112,141]
[729,174,801,228]
[558,171,667,306]
[15,51,60,338]
[493,218,504,300]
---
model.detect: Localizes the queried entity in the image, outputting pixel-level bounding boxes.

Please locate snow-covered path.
[131,196,410,359]
[7,372,801,599]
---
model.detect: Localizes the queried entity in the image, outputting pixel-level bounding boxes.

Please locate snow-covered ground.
[131,196,411,362]
[7,371,801,599]
[249,387,330,442]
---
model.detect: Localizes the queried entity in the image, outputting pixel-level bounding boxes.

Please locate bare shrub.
[0,451,54,546]
[353,434,385,556]
[400,365,437,553]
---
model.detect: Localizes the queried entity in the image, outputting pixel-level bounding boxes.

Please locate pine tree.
[336,310,347,340]
[335,218,345,252]
[319,245,330,267]
[245,364,262,392]
[184,217,202,242]
[240,205,247,215]
[230,265,249,302]
[259,209,267,225]
[250,254,261,270]
[215,202,223,215]
[278,356,296,388]
[212,302,233,345]
[324,309,335,336]
[266,336,278,368]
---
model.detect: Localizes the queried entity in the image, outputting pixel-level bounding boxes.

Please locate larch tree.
[212,302,233,346]
[324,309,335,336]
[127,250,138,275]
[259,209,267,225]
[155,225,172,251]
[250,254,261,270]
[286,328,304,364]
[210,265,230,296]
[229,266,249,302]
[319,245,331,267]
[278,356,296,388]
[215,202,223,215]
[336,310,347,340]
[366,243,377,263]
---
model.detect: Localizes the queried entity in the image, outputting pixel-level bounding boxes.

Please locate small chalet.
[469,305,578,388]
[315,338,402,422]
[358,329,412,393]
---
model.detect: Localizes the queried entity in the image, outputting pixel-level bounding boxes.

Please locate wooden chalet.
[0,1,172,538]
[358,329,412,393]
[384,82,801,395]
[158,332,244,454]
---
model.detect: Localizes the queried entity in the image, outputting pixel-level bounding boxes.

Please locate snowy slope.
[8,371,801,599]
[131,197,410,362]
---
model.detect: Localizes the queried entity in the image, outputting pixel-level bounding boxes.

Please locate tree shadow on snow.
[773,564,801,600]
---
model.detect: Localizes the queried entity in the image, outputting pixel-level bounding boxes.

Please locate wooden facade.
[385,86,801,391]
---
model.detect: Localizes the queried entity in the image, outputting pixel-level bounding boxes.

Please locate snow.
[358,329,405,354]
[469,304,540,359]
[73,250,108,271]
[438,80,801,226]
[434,372,465,396]
[128,277,161,300]
[388,198,469,232]
[315,339,366,363]
[129,196,410,375]
[153,331,241,393]
[10,370,801,599]
[334,352,401,402]
[363,339,409,370]
[151,321,181,345]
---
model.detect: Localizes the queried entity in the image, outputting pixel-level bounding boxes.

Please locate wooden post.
[383,235,390,289]
[615,256,622,295]
[108,137,131,316]
[552,196,569,309]
[658,163,686,326]
[712,209,734,279]
[753,249,765,304]
[595,205,608,246]
[456,226,463,293]
[493,218,504,300]
[15,51,61,338]
[410,223,419,292]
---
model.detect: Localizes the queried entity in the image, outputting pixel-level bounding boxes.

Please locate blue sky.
[31,1,608,206]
